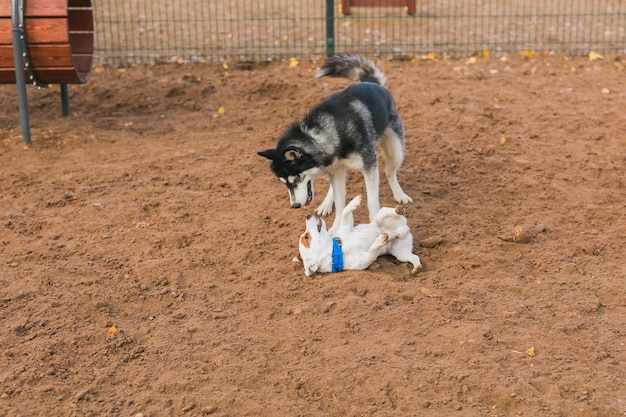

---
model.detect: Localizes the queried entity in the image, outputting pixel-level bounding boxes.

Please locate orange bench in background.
[341,0,417,15]
[0,0,94,144]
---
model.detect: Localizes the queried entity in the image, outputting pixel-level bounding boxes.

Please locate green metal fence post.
[325,0,335,56]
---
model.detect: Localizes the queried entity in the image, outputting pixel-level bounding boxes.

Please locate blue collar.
[331,238,343,273]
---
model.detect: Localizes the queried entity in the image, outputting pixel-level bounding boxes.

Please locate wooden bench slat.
[69,0,93,8]
[0,19,10,45]
[342,0,416,15]
[29,45,74,67]
[0,44,73,66]
[0,45,15,65]
[0,0,68,18]
[68,9,94,31]
[0,68,84,83]
[71,54,92,74]
[69,33,94,54]
[26,18,70,44]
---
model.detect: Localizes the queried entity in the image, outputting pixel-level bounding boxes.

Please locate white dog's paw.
[395,205,406,215]
[411,262,423,274]
[370,232,390,250]
[347,194,363,209]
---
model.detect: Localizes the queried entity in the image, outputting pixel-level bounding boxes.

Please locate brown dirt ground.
[1,55,625,417]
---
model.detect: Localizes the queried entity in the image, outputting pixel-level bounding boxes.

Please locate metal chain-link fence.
[94,0,626,66]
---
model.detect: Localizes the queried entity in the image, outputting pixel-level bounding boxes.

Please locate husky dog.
[294,195,422,276]
[258,53,412,233]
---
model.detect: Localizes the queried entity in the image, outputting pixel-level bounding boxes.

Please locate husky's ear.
[284,147,302,161]
[258,149,276,160]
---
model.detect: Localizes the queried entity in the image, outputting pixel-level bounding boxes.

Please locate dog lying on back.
[294,195,422,276]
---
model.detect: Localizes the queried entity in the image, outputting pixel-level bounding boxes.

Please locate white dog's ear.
[292,253,302,263]
[305,262,318,277]
[284,147,302,161]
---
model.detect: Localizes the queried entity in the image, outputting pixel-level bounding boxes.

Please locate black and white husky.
[258,53,412,233]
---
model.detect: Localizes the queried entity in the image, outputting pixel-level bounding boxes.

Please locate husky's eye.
[294,174,301,183]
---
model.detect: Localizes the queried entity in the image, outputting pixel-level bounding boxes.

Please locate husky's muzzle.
[290,180,313,209]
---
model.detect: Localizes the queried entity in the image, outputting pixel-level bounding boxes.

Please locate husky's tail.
[315,53,386,86]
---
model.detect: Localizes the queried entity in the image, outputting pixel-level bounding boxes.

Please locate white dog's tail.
[315,53,386,86]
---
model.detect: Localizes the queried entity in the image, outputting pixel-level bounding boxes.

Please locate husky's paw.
[393,192,413,204]
[315,202,334,217]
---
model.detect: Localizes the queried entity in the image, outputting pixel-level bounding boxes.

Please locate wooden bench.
[341,0,417,15]
[0,0,94,144]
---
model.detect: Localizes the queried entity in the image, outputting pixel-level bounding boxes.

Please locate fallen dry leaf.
[107,325,117,338]
[526,346,536,357]
[589,51,603,61]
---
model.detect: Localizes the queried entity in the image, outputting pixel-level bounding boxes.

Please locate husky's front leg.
[362,167,380,223]
[326,169,347,235]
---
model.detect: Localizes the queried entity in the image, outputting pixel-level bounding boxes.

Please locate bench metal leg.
[11,0,31,145]
[61,84,69,116]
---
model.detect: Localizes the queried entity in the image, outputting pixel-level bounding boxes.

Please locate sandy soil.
[1,54,625,416]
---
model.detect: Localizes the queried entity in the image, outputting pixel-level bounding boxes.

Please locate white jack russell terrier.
[294,195,422,276]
